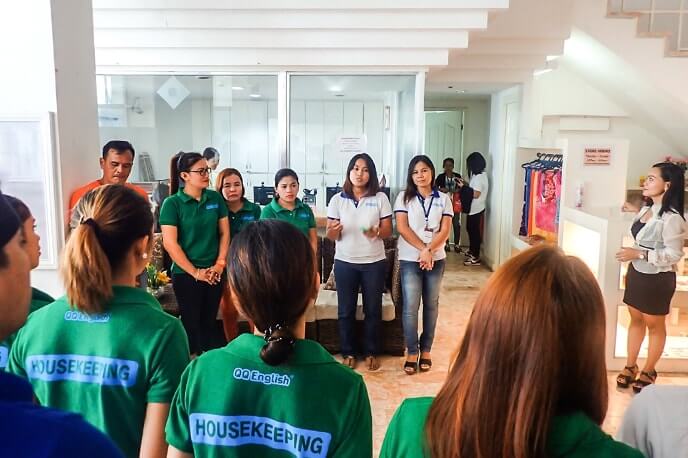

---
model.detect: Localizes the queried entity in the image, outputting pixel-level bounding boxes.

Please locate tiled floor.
[342,253,688,456]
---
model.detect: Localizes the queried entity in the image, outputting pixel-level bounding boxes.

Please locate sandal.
[342,355,356,369]
[632,370,657,393]
[616,364,638,388]
[365,356,380,371]
[404,358,418,375]
[419,358,432,372]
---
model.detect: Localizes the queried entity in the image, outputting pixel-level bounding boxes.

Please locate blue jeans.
[400,259,446,355]
[334,259,386,356]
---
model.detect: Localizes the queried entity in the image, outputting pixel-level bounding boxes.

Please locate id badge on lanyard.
[420,195,435,244]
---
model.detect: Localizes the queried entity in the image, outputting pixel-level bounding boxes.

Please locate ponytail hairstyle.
[652,162,686,220]
[227,220,317,365]
[61,185,153,313]
[170,151,204,195]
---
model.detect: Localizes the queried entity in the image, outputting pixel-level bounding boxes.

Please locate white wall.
[530,65,683,189]
[1,0,100,296]
[542,117,680,190]
[486,86,521,269]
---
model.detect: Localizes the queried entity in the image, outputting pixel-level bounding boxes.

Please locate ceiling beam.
[454,38,565,55]
[93,0,509,10]
[93,9,489,29]
[95,48,449,67]
[428,68,531,83]
[94,29,469,49]
[447,54,545,69]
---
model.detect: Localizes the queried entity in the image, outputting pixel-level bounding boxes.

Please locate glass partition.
[288,74,416,214]
[96,74,278,201]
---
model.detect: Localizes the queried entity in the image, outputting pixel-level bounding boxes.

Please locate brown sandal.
[365,356,380,371]
[616,364,638,388]
[342,355,356,369]
[632,370,657,393]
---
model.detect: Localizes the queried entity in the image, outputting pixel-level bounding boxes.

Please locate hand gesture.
[327,220,343,240]
[419,247,434,270]
[621,201,640,213]
[362,225,379,240]
[615,247,642,263]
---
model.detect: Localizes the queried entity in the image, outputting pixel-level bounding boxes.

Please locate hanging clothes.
[518,154,563,242]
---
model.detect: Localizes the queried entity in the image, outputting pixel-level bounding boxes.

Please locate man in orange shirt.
[68,140,149,229]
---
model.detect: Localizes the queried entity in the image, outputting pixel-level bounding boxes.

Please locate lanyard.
[417,193,435,228]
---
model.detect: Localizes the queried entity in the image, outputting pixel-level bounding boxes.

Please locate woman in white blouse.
[615,162,686,392]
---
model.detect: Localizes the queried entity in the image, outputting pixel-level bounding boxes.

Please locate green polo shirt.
[159,188,229,274]
[0,287,54,371]
[228,198,262,238]
[166,333,372,457]
[8,286,190,458]
[380,397,643,458]
[260,198,316,237]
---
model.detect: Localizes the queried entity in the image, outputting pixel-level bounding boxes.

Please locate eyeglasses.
[188,168,212,177]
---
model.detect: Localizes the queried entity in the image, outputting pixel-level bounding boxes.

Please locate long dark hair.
[62,185,153,313]
[425,245,608,458]
[466,152,486,177]
[170,151,204,194]
[342,153,380,198]
[228,220,317,366]
[216,168,245,199]
[652,162,686,219]
[404,155,436,204]
[273,168,299,201]
[4,195,31,224]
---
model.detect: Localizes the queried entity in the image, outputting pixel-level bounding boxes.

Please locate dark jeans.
[400,260,445,355]
[334,259,386,357]
[451,213,461,247]
[467,210,485,258]
[172,273,225,355]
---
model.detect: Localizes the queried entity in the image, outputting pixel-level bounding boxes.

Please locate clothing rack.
[518,153,563,241]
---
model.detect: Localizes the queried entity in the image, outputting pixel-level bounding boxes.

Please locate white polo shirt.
[394,190,453,262]
[469,172,488,215]
[327,192,393,264]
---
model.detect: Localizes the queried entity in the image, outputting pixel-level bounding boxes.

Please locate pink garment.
[531,170,561,241]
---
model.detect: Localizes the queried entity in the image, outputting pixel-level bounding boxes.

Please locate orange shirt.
[68,180,149,219]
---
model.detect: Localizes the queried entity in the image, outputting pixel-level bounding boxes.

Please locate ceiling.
[91,0,574,97]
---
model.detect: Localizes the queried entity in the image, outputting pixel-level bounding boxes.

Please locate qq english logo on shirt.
[233,367,291,387]
[190,414,331,458]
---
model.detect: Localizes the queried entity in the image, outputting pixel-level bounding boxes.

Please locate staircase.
[607,0,688,56]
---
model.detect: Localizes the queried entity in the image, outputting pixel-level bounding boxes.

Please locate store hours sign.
[584,147,612,165]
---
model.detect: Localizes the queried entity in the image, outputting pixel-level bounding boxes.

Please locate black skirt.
[623,263,677,316]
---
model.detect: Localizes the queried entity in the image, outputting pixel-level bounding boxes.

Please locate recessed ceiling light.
[335,94,345,97]
[196,75,210,80]
[329,85,342,92]
[546,55,560,62]
[249,93,261,98]
[456,90,466,94]
[232,86,244,91]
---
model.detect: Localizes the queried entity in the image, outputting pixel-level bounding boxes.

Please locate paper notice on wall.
[337,135,367,155]
[584,147,611,165]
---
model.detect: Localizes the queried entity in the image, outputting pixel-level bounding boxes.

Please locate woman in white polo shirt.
[326,153,392,371]
[394,155,453,375]
[461,151,488,266]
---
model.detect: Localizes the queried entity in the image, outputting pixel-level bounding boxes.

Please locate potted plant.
[146,263,170,298]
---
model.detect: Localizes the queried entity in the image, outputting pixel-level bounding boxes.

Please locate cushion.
[314,290,395,321]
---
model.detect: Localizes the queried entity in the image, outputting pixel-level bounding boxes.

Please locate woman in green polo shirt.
[8,185,190,458]
[165,220,373,458]
[381,245,643,458]
[260,168,317,256]
[215,167,260,341]
[0,195,54,371]
[160,152,230,357]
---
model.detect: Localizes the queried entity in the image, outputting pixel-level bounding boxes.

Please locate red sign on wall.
[584,147,611,165]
